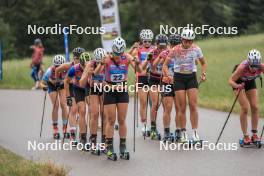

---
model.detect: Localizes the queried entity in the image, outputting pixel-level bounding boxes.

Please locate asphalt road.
[0,89,264,176]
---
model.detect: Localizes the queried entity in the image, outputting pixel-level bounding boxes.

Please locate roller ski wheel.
[120,151,130,160]
[150,130,161,140]
[114,124,119,130]
[91,148,101,156]
[107,150,117,161]
[53,132,60,140]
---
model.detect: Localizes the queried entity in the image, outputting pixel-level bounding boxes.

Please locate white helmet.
[112,37,126,54]
[53,55,65,66]
[248,49,262,66]
[181,28,195,40]
[139,29,146,39]
[93,48,107,62]
[140,29,153,40]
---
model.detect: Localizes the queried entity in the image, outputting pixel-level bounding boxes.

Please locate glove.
[147,53,153,61]
[42,86,48,91]
[67,96,72,107]
[236,83,245,90]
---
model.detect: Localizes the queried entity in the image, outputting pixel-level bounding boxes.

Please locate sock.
[181,128,186,132]
[164,128,170,134]
[151,121,156,131]
[80,133,87,140]
[52,121,58,130]
[70,127,76,133]
[251,130,257,134]
[90,134,97,150]
[120,138,126,146]
[106,138,113,151]
[101,135,106,143]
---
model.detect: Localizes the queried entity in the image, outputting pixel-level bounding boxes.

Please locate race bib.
[180,64,193,74]
[110,74,124,82]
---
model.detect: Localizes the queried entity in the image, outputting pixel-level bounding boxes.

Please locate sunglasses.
[182,39,193,43]
[113,52,122,56]
[143,40,152,43]
[249,65,260,69]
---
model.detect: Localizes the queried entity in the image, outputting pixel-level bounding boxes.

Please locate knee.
[107,118,115,126]
[250,104,258,113]
[241,106,249,115]
[79,106,86,116]
[118,118,126,126]
[189,101,197,112]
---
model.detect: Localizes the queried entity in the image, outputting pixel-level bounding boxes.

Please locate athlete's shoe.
[243,135,251,145]
[141,126,150,137]
[251,133,260,143]
[179,131,188,143]
[175,129,181,141]
[192,130,200,142]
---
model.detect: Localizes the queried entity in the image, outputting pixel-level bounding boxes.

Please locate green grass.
[0,146,69,176]
[1,33,264,115]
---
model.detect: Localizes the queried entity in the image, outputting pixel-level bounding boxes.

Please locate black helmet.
[155,34,168,45]
[72,47,85,57]
[169,34,181,45]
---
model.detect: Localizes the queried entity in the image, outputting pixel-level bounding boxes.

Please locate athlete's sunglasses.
[143,40,152,43]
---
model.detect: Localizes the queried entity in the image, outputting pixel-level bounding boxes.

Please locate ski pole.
[101,90,105,142]
[215,89,241,145]
[260,124,264,141]
[62,105,71,144]
[133,58,137,152]
[40,91,47,138]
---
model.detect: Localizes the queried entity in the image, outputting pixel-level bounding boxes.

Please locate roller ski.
[106,146,117,161]
[162,131,174,143]
[150,129,161,140]
[90,144,101,156]
[119,142,129,160]
[239,134,262,148]
[188,131,203,147]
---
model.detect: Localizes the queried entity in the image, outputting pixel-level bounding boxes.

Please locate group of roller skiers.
[33,28,264,161]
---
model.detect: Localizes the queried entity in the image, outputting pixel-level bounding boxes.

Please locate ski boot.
[174,129,182,142]
[150,129,161,140]
[53,128,60,140]
[90,135,100,156]
[79,137,90,152]
[106,145,117,161]
[178,130,188,144]
[142,125,151,139]
[189,130,203,147]
[101,135,107,154]
[251,133,262,148]
[119,143,130,160]
[239,135,252,147]
[70,130,78,147]
[163,131,174,143]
